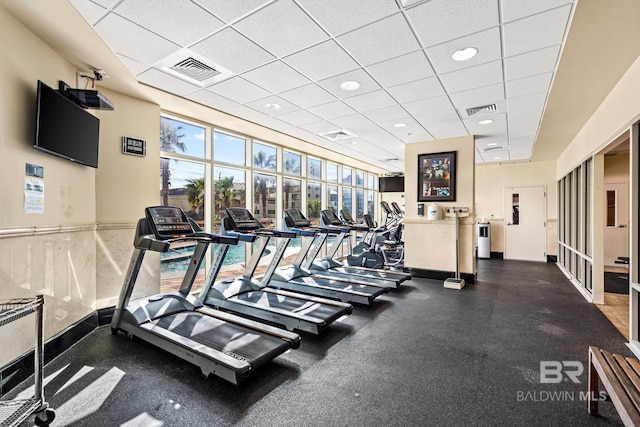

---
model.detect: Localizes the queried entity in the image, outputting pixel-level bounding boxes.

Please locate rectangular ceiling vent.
[466,103,497,117]
[170,57,221,82]
[320,129,357,141]
[483,146,504,152]
[158,49,234,87]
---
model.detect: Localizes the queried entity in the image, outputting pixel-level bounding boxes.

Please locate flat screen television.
[35,80,100,168]
[379,176,404,193]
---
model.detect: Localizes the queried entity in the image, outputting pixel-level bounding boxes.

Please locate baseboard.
[0,306,115,396]
[404,267,476,284]
[490,251,504,259]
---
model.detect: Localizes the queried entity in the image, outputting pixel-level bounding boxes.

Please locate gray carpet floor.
[11,259,631,426]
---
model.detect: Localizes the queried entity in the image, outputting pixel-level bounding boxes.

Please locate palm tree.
[184,177,205,218]
[160,118,186,205]
[214,175,235,217]
[284,157,300,175]
[254,150,276,219]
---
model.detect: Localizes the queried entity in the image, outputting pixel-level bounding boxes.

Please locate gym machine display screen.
[145,206,192,238]
[285,209,312,227]
[225,208,261,231]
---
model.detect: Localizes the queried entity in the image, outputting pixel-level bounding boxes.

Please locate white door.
[604,183,629,267]
[504,186,546,262]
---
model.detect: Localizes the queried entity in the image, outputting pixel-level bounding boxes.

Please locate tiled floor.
[598,292,629,338]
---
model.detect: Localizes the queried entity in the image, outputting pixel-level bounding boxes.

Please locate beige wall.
[403,136,476,274]
[475,160,557,255]
[557,55,640,177]
[0,8,97,363]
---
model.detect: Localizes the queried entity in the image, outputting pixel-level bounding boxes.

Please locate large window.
[284,150,302,175]
[308,157,322,180]
[159,114,380,291]
[253,142,277,171]
[307,181,322,225]
[214,130,245,165]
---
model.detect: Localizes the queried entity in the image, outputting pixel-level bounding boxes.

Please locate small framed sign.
[122,136,146,157]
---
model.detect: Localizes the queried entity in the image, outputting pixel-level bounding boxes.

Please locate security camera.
[92,69,105,81]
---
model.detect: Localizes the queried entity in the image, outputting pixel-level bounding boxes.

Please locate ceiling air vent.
[170,57,221,82]
[466,103,497,116]
[320,129,357,141]
[483,146,504,152]
[158,49,234,86]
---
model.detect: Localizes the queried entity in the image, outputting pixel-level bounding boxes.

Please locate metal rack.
[0,295,55,427]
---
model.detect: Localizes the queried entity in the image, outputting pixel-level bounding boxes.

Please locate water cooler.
[477,222,491,259]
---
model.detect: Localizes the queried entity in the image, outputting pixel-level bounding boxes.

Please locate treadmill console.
[225,208,262,231]
[320,209,343,226]
[145,206,194,239]
[284,209,312,227]
[340,209,355,224]
[363,214,376,228]
[380,201,393,215]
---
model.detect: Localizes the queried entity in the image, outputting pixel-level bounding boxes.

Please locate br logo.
[540,361,584,384]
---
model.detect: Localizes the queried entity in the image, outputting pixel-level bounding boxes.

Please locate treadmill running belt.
[152,312,290,367]
[233,291,346,322]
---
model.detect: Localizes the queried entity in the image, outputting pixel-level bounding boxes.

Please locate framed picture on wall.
[418,151,456,202]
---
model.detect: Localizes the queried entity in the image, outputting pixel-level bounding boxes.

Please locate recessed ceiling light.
[452,47,478,62]
[264,103,281,110]
[487,142,499,146]
[478,119,494,125]
[393,122,407,128]
[351,140,359,145]
[340,80,360,91]
[493,156,501,160]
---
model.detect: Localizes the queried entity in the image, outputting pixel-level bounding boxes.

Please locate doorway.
[504,186,546,262]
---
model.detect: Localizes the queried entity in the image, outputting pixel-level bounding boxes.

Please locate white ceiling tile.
[191,27,275,74]
[425,27,502,75]
[508,146,533,160]
[407,0,499,47]
[69,0,106,24]
[284,40,359,81]
[504,45,561,81]
[137,68,201,95]
[278,84,337,108]
[366,50,434,88]
[87,0,118,8]
[245,95,299,116]
[440,60,504,94]
[241,61,310,94]
[501,0,574,23]
[330,114,375,130]
[506,73,553,98]
[207,77,271,104]
[117,54,150,75]
[399,129,435,144]
[113,0,224,47]
[196,0,271,23]
[387,77,446,103]
[277,109,322,126]
[403,96,455,116]
[298,0,399,36]
[508,92,547,113]
[308,101,357,120]
[337,13,421,66]
[234,0,328,57]
[318,68,381,99]
[448,83,505,110]
[226,104,272,124]
[301,120,345,134]
[415,110,468,139]
[503,5,572,57]
[185,89,240,112]
[94,12,181,64]
[463,113,507,136]
[364,105,411,123]
[483,149,510,161]
[344,90,397,112]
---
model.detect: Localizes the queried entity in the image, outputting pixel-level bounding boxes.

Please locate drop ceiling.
[58,0,582,172]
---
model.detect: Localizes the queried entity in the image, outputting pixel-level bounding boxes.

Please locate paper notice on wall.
[25,177,44,214]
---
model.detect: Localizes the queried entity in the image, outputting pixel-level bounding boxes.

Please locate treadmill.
[311,209,412,289]
[199,208,352,335]
[111,206,301,385]
[263,209,388,306]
